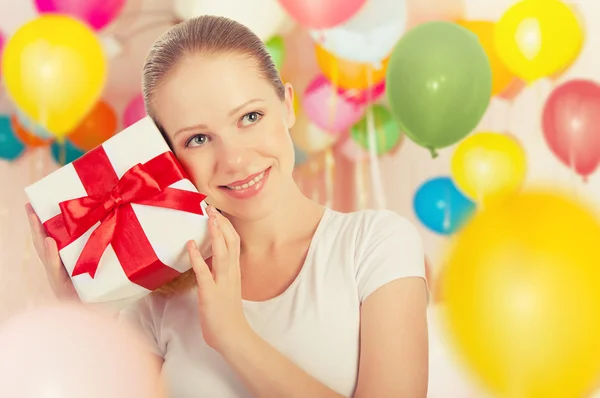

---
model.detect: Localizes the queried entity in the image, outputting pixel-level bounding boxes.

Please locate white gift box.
[25,117,210,310]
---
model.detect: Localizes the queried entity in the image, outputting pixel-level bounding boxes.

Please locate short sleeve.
[355,210,427,303]
[118,295,164,357]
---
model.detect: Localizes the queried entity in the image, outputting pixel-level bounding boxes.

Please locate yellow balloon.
[451,132,527,204]
[2,15,107,138]
[290,113,335,154]
[315,44,388,90]
[458,20,516,96]
[440,190,600,397]
[494,0,584,83]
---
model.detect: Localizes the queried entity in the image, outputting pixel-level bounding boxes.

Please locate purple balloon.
[35,0,126,31]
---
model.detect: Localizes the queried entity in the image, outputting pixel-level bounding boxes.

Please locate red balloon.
[277,0,366,29]
[542,79,600,179]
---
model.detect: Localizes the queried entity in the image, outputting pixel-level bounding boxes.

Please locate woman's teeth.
[226,171,266,190]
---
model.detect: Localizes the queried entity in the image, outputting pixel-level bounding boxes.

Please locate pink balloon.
[123,94,147,128]
[277,0,366,29]
[0,304,162,398]
[0,31,4,76]
[337,80,385,107]
[35,0,126,31]
[302,75,366,135]
[542,79,600,180]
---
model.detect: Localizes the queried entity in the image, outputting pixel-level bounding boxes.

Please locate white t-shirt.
[120,208,427,398]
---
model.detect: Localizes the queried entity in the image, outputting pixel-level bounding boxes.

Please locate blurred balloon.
[14,109,54,140]
[302,75,365,134]
[497,78,525,102]
[339,80,385,106]
[413,176,476,235]
[0,304,162,398]
[290,112,336,154]
[294,144,309,167]
[0,115,25,160]
[51,139,86,165]
[309,0,407,64]
[457,20,516,97]
[440,189,600,398]
[11,114,51,148]
[123,94,146,128]
[494,0,584,83]
[406,0,465,28]
[386,21,492,157]
[277,0,366,29]
[542,79,600,180]
[174,0,288,40]
[2,15,107,138]
[35,0,126,31]
[451,132,527,204]
[266,35,285,70]
[315,44,388,90]
[68,100,117,151]
[350,104,402,155]
[0,30,4,76]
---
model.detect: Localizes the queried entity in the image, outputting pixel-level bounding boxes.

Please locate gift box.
[25,117,210,310]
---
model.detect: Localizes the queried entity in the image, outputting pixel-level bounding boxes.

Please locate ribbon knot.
[104,189,123,211]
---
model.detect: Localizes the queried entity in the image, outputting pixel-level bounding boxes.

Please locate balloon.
[35,0,126,31]
[413,176,476,235]
[439,189,600,398]
[0,304,162,398]
[294,144,309,167]
[2,15,107,139]
[0,30,4,76]
[290,113,336,154]
[542,79,600,180]
[309,0,407,64]
[123,94,146,128]
[51,139,86,165]
[11,114,51,148]
[68,100,117,151]
[173,0,288,40]
[302,75,366,134]
[457,20,516,97]
[266,35,285,70]
[14,109,54,140]
[315,44,389,90]
[350,104,402,155]
[494,0,584,83]
[0,115,25,160]
[451,132,527,204]
[276,0,366,29]
[386,21,492,157]
[339,80,385,106]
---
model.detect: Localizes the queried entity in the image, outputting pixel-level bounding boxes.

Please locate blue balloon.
[51,139,85,165]
[294,144,308,167]
[15,109,54,140]
[413,176,476,235]
[0,115,25,161]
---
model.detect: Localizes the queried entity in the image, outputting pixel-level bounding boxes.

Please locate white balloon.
[173,0,289,40]
[309,0,407,63]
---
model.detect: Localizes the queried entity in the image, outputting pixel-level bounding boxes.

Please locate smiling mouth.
[221,168,268,191]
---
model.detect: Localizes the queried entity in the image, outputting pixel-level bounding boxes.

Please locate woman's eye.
[186,134,209,148]
[240,111,263,127]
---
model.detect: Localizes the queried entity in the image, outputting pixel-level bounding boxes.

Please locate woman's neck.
[225,182,324,254]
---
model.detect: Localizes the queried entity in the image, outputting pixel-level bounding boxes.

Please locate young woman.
[26,15,429,398]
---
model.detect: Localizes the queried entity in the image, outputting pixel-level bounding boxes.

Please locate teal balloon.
[294,144,308,167]
[266,35,285,70]
[0,115,25,161]
[15,109,53,139]
[51,139,85,165]
[350,104,402,155]
[413,176,475,235]
[386,21,492,157]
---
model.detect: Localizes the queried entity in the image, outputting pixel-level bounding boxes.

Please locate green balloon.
[265,35,285,70]
[385,21,492,157]
[351,105,402,155]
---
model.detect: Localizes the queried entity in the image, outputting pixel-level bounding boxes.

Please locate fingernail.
[208,205,218,215]
[212,217,219,228]
[189,240,197,250]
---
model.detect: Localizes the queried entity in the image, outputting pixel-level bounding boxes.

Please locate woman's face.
[152,53,296,220]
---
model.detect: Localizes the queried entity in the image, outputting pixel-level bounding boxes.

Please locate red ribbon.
[43,146,206,291]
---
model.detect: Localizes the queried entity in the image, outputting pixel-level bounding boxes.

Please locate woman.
[26,15,429,398]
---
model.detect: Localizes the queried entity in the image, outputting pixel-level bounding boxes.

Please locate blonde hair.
[142,16,284,296]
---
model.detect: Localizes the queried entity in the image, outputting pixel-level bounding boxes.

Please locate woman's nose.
[216,138,251,170]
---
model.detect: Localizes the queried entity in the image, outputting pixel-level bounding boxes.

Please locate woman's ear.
[283,82,296,129]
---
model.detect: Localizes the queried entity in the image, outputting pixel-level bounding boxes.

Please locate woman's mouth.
[219,167,271,200]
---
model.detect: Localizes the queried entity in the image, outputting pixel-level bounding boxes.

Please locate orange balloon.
[68,100,117,151]
[11,114,50,147]
[458,20,515,96]
[315,44,388,90]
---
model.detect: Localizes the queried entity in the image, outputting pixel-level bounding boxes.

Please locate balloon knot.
[429,148,439,158]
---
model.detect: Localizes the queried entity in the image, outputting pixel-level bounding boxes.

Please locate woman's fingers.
[208,209,229,282]
[187,240,214,290]
[210,208,240,261]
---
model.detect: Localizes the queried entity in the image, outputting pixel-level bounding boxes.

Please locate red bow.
[44,146,206,290]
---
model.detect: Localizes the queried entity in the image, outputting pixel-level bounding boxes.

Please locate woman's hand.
[187,205,251,352]
[25,203,79,301]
